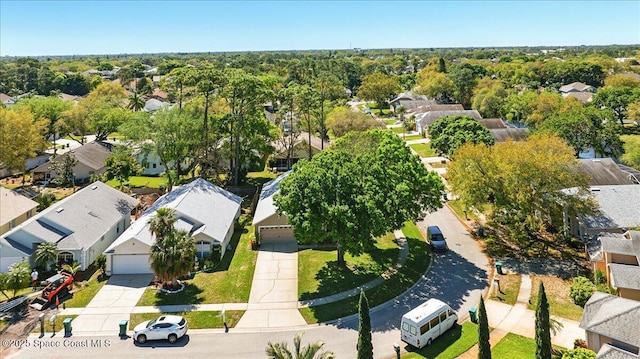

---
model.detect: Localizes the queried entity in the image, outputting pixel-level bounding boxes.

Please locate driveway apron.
[63,274,151,334]
[235,239,307,328]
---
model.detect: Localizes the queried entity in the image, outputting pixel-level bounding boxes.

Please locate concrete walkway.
[460,274,584,357]
[235,239,307,328]
[60,274,151,335]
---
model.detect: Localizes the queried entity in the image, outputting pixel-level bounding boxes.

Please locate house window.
[58,252,74,264]
[152,163,157,169]
[196,240,211,259]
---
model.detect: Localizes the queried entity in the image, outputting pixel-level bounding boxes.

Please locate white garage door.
[112,254,153,274]
[259,226,294,243]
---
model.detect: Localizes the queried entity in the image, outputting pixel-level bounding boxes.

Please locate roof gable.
[580,292,640,348]
[0,187,38,227]
[253,172,292,225]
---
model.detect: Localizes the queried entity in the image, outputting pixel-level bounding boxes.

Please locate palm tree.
[128,91,145,111]
[150,229,196,289]
[266,332,335,359]
[396,105,406,123]
[148,208,176,241]
[61,262,82,279]
[34,242,58,270]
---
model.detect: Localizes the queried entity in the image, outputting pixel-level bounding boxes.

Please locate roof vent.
[88,211,98,218]
[591,188,601,192]
[91,185,98,190]
[56,208,64,213]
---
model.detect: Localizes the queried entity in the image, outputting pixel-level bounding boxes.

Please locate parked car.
[427,226,448,252]
[133,315,188,344]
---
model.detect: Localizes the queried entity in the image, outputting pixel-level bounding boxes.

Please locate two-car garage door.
[112,254,153,275]
[259,226,294,244]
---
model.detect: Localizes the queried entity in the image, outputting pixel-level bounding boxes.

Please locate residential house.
[150,88,168,101]
[253,172,293,243]
[487,127,529,143]
[269,132,330,170]
[588,231,640,301]
[0,181,137,272]
[565,185,640,240]
[477,118,507,129]
[389,91,436,112]
[565,91,594,103]
[406,104,464,116]
[143,98,169,112]
[0,93,17,107]
[559,82,596,94]
[578,159,637,186]
[31,141,111,184]
[0,187,38,238]
[104,178,242,275]
[580,292,640,357]
[415,109,482,134]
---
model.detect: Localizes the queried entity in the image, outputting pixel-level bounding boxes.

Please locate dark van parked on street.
[427,226,448,252]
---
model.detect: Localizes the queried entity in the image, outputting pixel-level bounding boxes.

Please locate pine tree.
[357,290,373,359]
[478,296,491,359]
[535,282,552,359]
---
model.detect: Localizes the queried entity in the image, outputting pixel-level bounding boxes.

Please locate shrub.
[569,276,596,307]
[561,348,596,359]
[593,269,605,285]
[573,339,587,349]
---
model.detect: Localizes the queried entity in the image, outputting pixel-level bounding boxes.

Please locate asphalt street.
[9,206,489,359]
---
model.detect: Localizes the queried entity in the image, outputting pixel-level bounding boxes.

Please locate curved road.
[10,206,489,359]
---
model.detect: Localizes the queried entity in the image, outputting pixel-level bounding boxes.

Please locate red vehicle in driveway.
[30,272,73,310]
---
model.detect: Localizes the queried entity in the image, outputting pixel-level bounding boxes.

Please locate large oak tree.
[275,130,444,265]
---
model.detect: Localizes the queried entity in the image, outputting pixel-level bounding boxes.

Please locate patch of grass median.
[403,134,423,141]
[402,322,479,359]
[137,218,258,306]
[31,314,78,333]
[489,274,521,305]
[129,310,244,330]
[298,232,398,300]
[528,275,583,321]
[410,143,436,158]
[299,222,430,323]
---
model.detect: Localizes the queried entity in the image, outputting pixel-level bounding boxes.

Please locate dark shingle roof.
[478,118,507,129]
[578,159,636,186]
[488,128,529,142]
[580,185,640,230]
[416,110,482,128]
[597,344,640,359]
[32,141,112,173]
[580,292,640,348]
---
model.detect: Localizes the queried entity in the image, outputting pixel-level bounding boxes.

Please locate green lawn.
[491,333,565,358]
[385,119,398,125]
[402,322,479,359]
[129,310,244,330]
[298,232,399,300]
[489,274,521,306]
[63,277,108,308]
[299,222,430,323]
[31,314,78,333]
[410,143,436,158]
[391,126,406,134]
[1,287,37,300]
[528,276,583,321]
[105,175,167,189]
[137,217,257,306]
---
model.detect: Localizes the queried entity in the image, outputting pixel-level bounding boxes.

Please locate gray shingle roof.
[32,141,112,173]
[609,263,640,290]
[416,110,482,128]
[597,344,640,359]
[253,172,291,226]
[559,82,595,93]
[580,292,640,348]
[478,118,507,129]
[0,187,38,227]
[581,186,640,230]
[105,178,242,251]
[488,128,529,142]
[2,182,138,251]
[578,159,636,186]
[601,236,636,255]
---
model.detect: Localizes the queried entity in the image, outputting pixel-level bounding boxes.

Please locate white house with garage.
[104,178,242,275]
[253,171,295,243]
[0,182,138,272]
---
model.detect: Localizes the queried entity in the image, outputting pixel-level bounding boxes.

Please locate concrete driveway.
[235,239,307,329]
[63,274,151,334]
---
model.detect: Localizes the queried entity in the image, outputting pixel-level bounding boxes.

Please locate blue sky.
[1,1,638,56]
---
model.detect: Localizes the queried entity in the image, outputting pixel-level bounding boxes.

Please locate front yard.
[299,222,430,323]
[527,275,583,321]
[64,276,108,308]
[136,217,258,306]
[489,274,521,306]
[409,143,436,158]
[298,232,399,300]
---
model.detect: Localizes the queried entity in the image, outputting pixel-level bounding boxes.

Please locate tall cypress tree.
[357,290,373,359]
[535,282,552,359]
[478,296,492,359]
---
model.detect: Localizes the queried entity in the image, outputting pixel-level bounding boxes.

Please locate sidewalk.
[459,274,583,357]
